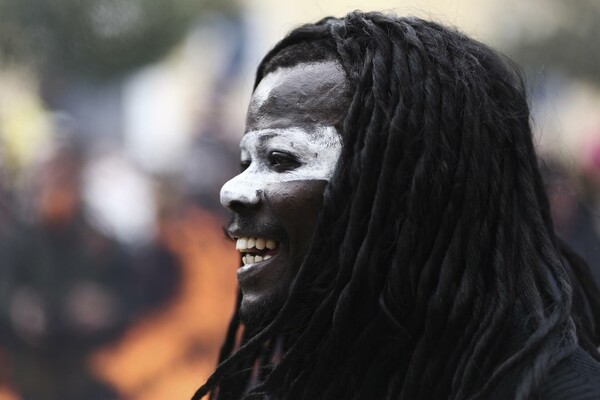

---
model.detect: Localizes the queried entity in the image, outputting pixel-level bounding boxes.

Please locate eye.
[268,151,300,171]
[240,160,251,172]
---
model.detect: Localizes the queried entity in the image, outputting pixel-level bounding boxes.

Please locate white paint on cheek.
[298,125,341,180]
[220,126,341,208]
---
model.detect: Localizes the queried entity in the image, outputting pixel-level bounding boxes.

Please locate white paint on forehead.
[251,69,283,110]
[249,61,344,112]
[220,126,341,207]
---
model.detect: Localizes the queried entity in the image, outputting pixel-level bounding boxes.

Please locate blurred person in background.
[0,139,135,400]
[194,12,600,400]
[0,121,197,399]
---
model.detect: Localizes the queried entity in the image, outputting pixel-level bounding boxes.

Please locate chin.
[238,289,286,330]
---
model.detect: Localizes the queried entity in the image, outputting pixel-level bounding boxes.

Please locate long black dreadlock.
[193,12,600,400]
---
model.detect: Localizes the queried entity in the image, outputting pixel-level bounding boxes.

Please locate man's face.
[220,61,349,325]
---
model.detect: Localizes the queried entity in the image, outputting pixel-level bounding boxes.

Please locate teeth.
[241,252,273,266]
[237,236,278,267]
[236,237,278,252]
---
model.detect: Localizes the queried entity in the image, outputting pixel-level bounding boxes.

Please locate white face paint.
[249,69,279,110]
[219,126,341,207]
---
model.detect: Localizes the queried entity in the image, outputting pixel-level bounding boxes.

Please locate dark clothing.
[492,344,600,399]
[491,310,600,399]
[541,347,600,399]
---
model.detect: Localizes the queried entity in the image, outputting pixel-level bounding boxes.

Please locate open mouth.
[235,236,280,266]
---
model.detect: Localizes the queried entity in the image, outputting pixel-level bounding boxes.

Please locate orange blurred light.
[90,206,238,399]
[0,387,20,400]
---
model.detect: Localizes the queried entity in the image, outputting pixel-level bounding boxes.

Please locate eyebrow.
[241,127,315,149]
[241,131,277,148]
[257,132,277,145]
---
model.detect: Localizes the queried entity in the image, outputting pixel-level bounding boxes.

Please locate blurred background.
[0,0,599,399]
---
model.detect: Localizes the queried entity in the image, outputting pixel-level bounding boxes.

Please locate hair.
[193,11,600,400]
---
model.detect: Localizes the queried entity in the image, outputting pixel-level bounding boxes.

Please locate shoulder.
[537,346,600,399]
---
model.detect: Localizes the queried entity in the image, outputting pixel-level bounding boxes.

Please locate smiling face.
[220,61,350,325]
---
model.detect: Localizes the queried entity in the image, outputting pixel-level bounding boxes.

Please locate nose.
[220,174,261,211]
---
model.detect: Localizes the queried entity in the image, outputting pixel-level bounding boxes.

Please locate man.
[194,12,600,399]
